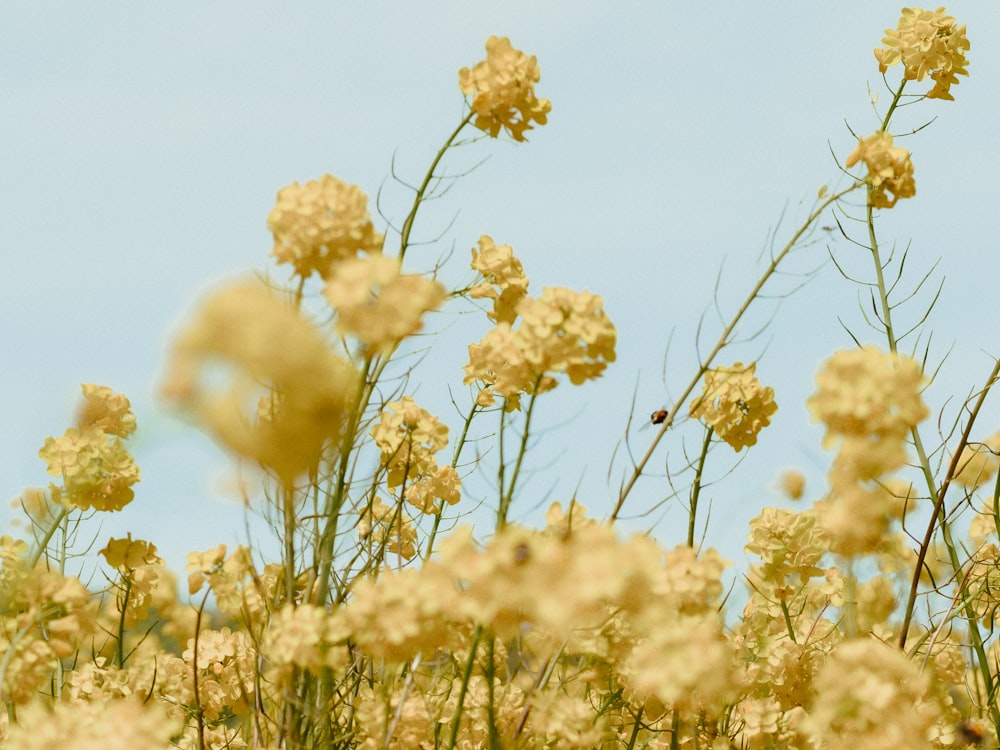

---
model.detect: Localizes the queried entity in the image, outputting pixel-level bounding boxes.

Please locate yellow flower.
[324,255,446,353]
[469,235,529,325]
[76,383,136,437]
[38,425,140,512]
[845,131,915,209]
[160,279,359,480]
[874,7,970,100]
[807,345,927,447]
[268,174,383,279]
[99,534,161,570]
[689,362,777,451]
[459,36,552,142]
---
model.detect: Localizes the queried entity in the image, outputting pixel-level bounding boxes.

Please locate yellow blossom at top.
[807,345,927,448]
[324,255,446,353]
[846,131,915,209]
[469,235,529,325]
[459,36,552,142]
[689,362,777,452]
[874,7,970,100]
[268,174,383,280]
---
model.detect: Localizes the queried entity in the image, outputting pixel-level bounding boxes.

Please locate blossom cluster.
[689,361,778,451]
[875,6,970,100]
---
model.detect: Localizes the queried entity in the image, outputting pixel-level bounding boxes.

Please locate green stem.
[688,426,713,548]
[610,185,859,522]
[498,382,543,531]
[398,112,474,262]
[445,625,483,750]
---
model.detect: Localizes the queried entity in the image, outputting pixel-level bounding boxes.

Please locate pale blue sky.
[3,3,998,574]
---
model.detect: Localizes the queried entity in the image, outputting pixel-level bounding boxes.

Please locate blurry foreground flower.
[846,131,915,209]
[5,698,180,750]
[459,36,552,141]
[160,279,358,480]
[875,7,969,100]
[689,362,777,451]
[268,174,383,280]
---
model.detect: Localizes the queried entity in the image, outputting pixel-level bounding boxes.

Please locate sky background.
[3,3,998,579]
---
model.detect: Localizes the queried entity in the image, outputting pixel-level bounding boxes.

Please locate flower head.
[874,7,970,100]
[846,131,915,209]
[807,346,927,448]
[469,235,529,325]
[324,255,446,353]
[689,362,777,451]
[459,36,552,142]
[268,174,383,280]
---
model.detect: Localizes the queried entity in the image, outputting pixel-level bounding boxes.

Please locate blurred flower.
[874,7,970,100]
[846,131,915,209]
[160,279,358,481]
[459,36,552,141]
[5,698,180,750]
[801,638,943,749]
[268,174,383,280]
[690,362,777,451]
[807,345,926,448]
[779,469,806,500]
[324,255,445,353]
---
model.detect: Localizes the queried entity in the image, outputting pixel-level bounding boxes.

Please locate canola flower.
[875,6,970,100]
[6,12,1000,750]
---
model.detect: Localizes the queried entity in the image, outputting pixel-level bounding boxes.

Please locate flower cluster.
[808,346,928,554]
[324,255,446,353]
[846,131,916,209]
[469,235,529,325]
[267,174,383,279]
[37,384,140,512]
[459,36,552,142]
[689,362,778,451]
[874,6,970,100]
[464,286,616,409]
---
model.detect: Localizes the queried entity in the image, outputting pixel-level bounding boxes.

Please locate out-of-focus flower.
[807,346,927,448]
[874,7,970,100]
[469,235,529,325]
[779,469,806,500]
[160,279,358,481]
[324,255,446,353]
[690,362,777,451]
[268,174,383,280]
[459,36,552,142]
[846,131,916,209]
[357,497,418,561]
[5,698,180,750]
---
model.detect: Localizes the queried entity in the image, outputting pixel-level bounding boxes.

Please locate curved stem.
[688,426,713,548]
[610,185,859,522]
[398,112,474,262]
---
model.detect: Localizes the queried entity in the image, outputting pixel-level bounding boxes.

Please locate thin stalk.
[398,112,474,262]
[445,626,483,750]
[688,426,713,548]
[610,185,859,521]
[498,381,543,531]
